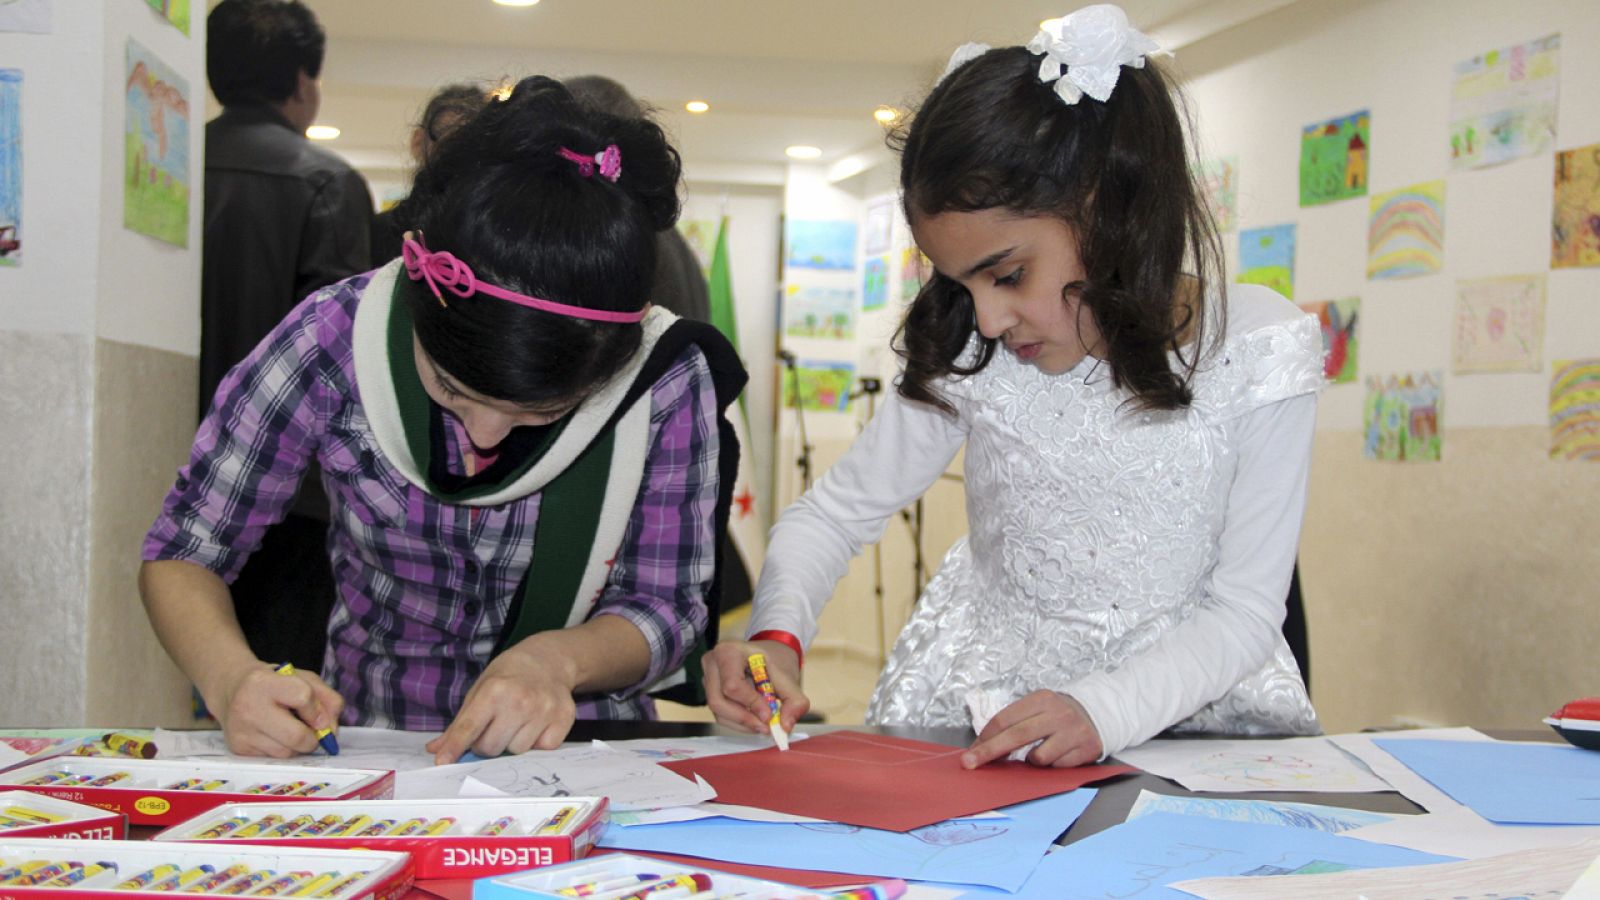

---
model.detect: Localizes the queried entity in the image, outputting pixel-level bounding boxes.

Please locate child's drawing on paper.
[1552,142,1600,269]
[1364,372,1443,462]
[1550,358,1600,461]
[1453,275,1543,374]
[124,39,191,247]
[1299,298,1359,384]
[1239,224,1295,299]
[1450,34,1559,170]
[1368,181,1445,280]
[1300,110,1369,207]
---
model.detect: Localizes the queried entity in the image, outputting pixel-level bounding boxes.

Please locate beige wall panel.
[85,339,198,727]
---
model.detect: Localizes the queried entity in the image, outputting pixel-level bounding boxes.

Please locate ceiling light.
[685,100,710,114]
[785,145,822,160]
[873,106,899,124]
[1039,17,1059,31]
[493,0,541,6]
[305,125,340,140]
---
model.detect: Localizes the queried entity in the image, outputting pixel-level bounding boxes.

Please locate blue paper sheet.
[598,789,1095,892]
[934,813,1454,899]
[1374,738,1600,825]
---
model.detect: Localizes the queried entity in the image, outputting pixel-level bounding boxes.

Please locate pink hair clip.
[401,235,646,323]
[558,144,622,182]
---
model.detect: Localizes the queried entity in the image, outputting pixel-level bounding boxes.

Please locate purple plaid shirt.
[144,272,718,729]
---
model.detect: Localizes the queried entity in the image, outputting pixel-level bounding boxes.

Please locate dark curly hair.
[893,47,1224,414]
[395,76,682,408]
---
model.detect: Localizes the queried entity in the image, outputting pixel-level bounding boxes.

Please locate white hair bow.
[1026,4,1160,105]
[939,41,993,84]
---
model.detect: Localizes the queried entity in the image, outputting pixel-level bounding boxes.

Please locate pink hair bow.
[401,235,647,323]
[559,144,623,182]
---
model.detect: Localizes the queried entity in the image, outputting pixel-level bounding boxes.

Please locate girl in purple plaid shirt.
[142,78,745,761]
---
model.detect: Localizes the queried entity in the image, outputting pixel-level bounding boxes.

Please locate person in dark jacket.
[199,0,373,676]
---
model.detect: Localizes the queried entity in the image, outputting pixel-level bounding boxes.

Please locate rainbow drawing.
[1550,358,1600,461]
[1367,181,1445,280]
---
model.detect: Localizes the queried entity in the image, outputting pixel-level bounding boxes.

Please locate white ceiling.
[263,0,1295,184]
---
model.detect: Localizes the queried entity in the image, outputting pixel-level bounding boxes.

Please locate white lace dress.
[748,284,1324,754]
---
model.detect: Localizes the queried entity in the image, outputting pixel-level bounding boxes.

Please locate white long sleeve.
[745,389,968,648]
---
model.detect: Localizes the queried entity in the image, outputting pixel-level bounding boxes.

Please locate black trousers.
[230,513,337,673]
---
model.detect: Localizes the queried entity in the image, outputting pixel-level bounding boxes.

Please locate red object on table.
[659,730,1135,832]
[596,849,868,889]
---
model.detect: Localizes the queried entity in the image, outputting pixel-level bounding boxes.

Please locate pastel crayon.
[614,874,714,900]
[150,864,218,891]
[309,873,365,898]
[328,815,372,837]
[746,653,789,751]
[536,805,576,835]
[183,864,252,892]
[555,873,661,897]
[251,871,313,896]
[12,862,85,886]
[3,805,65,824]
[0,816,29,830]
[356,818,397,837]
[20,770,72,785]
[165,777,204,790]
[86,771,133,787]
[194,779,230,791]
[241,784,278,795]
[216,870,277,895]
[295,814,344,837]
[231,814,285,838]
[0,861,53,884]
[64,773,100,784]
[384,817,427,836]
[289,872,340,897]
[102,732,159,759]
[420,816,457,836]
[828,880,907,900]
[41,861,117,888]
[197,815,252,838]
[115,864,181,890]
[274,664,340,756]
[262,814,315,837]
[264,781,308,796]
[475,815,516,836]
[289,781,331,797]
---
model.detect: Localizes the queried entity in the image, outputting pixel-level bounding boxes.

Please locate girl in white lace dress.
[705,5,1323,766]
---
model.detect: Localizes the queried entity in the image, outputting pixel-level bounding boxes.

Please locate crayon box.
[155,797,607,879]
[0,759,393,826]
[472,852,826,900]
[0,837,410,900]
[0,792,125,841]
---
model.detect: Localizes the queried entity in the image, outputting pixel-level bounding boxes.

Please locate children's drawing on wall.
[862,256,888,311]
[1551,142,1600,269]
[1238,224,1295,300]
[898,244,930,302]
[1299,298,1359,384]
[0,0,51,33]
[1368,180,1444,280]
[1550,358,1600,461]
[782,360,854,413]
[1364,372,1443,462]
[124,39,190,247]
[0,69,20,268]
[1198,155,1238,233]
[143,0,191,36]
[783,285,856,340]
[1450,33,1559,170]
[1453,275,1544,374]
[1299,110,1369,207]
[862,196,894,256]
[676,218,717,277]
[785,219,856,271]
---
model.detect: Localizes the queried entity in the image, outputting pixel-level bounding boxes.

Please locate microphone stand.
[779,351,814,494]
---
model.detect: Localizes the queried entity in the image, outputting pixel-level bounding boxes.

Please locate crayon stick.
[12,862,84,886]
[3,805,65,824]
[309,873,365,898]
[420,817,457,836]
[64,773,99,784]
[165,777,204,791]
[614,874,714,900]
[289,872,339,897]
[231,814,284,838]
[0,861,52,884]
[150,864,217,891]
[86,771,132,787]
[20,771,71,785]
[295,814,345,837]
[0,815,29,830]
[475,816,517,836]
[262,814,314,837]
[264,781,308,796]
[555,873,660,897]
[241,784,278,795]
[197,815,252,839]
[251,871,313,896]
[274,664,340,756]
[536,805,576,835]
[827,879,907,900]
[100,732,158,759]
[356,818,397,837]
[384,817,427,836]
[216,870,277,895]
[116,864,181,890]
[746,653,789,751]
[194,779,230,791]
[41,862,117,888]
[289,781,331,797]
[182,864,252,892]
[328,815,372,837]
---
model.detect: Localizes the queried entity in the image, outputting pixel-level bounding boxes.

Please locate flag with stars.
[709,216,764,608]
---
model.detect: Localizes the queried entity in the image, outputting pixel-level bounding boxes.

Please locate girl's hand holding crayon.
[702,639,808,737]
[213,662,344,759]
[960,690,1102,770]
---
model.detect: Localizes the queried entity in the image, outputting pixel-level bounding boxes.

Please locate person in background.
[370,83,492,268]
[201,0,374,676]
[705,5,1322,766]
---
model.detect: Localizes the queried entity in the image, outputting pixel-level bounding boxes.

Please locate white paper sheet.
[155,727,444,773]
[1172,837,1600,899]
[1325,727,1491,812]
[1114,735,1393,793]
[396,743,715,810]
[1344,806,1600,858]
[590,733,806,760]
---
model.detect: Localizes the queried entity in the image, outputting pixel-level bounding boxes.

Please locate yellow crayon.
[421,817,457,836]
[13,862,84,887]
[536,805,576,835]
[231,814,285,838]
[3,805,65,824]
[194,779,230,791]
[356,818,396,837]
[289,781,331,797]
[310,873,365,898]
[197,815,252,839]
[151,865,218,892]
[262,814,314,837]
[41,862,117,887]
[264,781,308,796]
[251,871,313,896]
[328,815,372,837]
[165,777,204,791]
[116,864,181,890]
[384,817,427,836]
[274,664,340,756]
[216,870,277,895]
[0,861,52,884]
[183,864,251,892]
[101,732,158,759]
[289,872,339,897]
[86,771,133,787]
[295,814,344,837]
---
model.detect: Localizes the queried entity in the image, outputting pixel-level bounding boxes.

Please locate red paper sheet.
[660,730,1135,832]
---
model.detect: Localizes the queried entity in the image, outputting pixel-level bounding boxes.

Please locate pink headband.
[401,236,647,324]
[558,144,622,181]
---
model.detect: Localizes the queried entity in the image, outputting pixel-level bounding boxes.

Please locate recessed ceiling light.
[306,125,340,140]
[785,145,822,160]
[873,106,899,124]
[493,0,540,6]
[685,100,710,114]
[1039,17,1059,31]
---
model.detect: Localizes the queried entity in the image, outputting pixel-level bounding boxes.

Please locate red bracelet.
[749,630,804,670]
